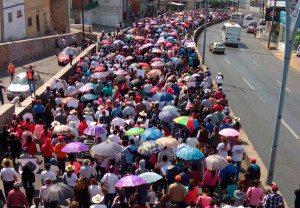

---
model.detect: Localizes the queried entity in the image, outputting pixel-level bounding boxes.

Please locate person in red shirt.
[212,100,224,113]
[78,117,88,136]
[21,118,35,133]
[54,136,67,172]
[219,94,228,107]
[39,125,52,149]
[41,138,54,165]
[214,87,224,100]
[23,136,37,158]
[188,164,203,186]
[7,182,29,208]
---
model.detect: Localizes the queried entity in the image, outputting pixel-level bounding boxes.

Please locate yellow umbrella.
[156,136,178,146]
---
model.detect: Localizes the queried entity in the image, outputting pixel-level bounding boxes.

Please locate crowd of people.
[0,9,291,208]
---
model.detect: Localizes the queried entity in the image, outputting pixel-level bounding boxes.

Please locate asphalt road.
[198,12,300,206]
[0,55,64,104]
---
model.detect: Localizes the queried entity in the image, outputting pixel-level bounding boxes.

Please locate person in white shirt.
[0,160,17,197]
[216,139,231,158]
[186,136,199,149]
[49,158,60,177]
[107,130,121,144]
[231,138,245,180]
[63,165,78,188]
[111,115,124,130]
[41,163,56,185]
[88,178,103,203]
[101,166,119,207]
[216,72,223,88]
[23,109,34,123]
[177,139,188,151]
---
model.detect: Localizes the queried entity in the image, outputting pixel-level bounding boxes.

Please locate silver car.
[6,72,44,100]
[209,42,225,54]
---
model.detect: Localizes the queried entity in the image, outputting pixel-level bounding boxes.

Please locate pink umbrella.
[166,42,173,47]
[152,48,162,54]
[192,73,200,77]
[169,31,177,36]
[219,128,240,137]
[79,85,93,93]
[125,56,134,61]
[151,61,164,68]
[114,70,128,75]
[151,57,161,63]
[147,69,161,78]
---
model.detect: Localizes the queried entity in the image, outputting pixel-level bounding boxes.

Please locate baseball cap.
[50,158,56,164]
[58,136,64,141]
[251,158,256,163]
[271,184,278,191]
[175,175,181,182]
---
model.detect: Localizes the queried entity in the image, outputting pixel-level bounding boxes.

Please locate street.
[197,12,300,206]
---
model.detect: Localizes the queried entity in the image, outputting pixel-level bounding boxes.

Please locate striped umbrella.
[125,127,145,136]
[173,116,200,130]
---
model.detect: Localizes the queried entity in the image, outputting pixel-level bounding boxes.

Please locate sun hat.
[139,111,147,117]
[70,109,77,115]
[65,165,75,172]
[92,194,104,204]
[51,121,60,127]
[84,109,93,115]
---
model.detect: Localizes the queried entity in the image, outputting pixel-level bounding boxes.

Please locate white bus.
[221,23,242,47]
[230,12,244,26]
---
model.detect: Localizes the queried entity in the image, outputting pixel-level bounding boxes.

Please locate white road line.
[252,60,261,68]
[282,119,300,139]
[276,80,292,93]
[243,78,254,90]
[224,58,231,65]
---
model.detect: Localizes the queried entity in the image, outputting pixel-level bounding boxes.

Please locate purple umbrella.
[151,61,164,68]
[115,175,146,188]
[79,85,93,93]
[61,142,89,153]
[84,126,107,136]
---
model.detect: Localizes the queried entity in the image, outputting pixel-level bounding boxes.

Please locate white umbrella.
[90,141,122,157]
[201,154,228,171]
[139,172,163,183]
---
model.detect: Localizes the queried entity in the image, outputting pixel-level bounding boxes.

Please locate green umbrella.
[125,127,145,136]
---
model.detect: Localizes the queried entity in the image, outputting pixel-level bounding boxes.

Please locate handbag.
[101,174,109,195]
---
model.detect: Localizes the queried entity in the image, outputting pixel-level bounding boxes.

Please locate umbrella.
[157,28,163,32]
[125,56,134,61]
[41,183,74,202]
[173,116,200,130]
[152,92,174,102]
[169,31,177,36]
[61,97,76,104]
[84,126,107,136]
[173,46,180,51]
[106,53,115,59]
[139,62,150,68]
[139,172,163,184]
[151,57,161,62]
[131,79,141,86]
[175,146,204,160]
[114,75,127,84]
[115,175,146,188]
[91,72,112,79]
[156,136,178,146]
[162,105,178,112]
[141,128,163,142]
[79,85,93,93]
[192,73,201,77]
[150,86,161,93]
[62,142,89,153]
[202,154,228,171]
[129,63,140,69]
[125,34,132,39]
[219,128,240,137]
[187,43,196,48]
[166,42,173,47]
[80,94,98,102]
[151,61,164,68]
[52,125,71,135]
[90,141,122,157]
[125,127,145,136]
[167,37,174,42]
[85,83,96,88]
[135,36,145,41]
[147,69,161,78]
[152,48,162,53]
[138,141,164,156]
[114,70,128,75]
[94,67,106,72]
[123,45,129,49]
[158,110,180,123]
[102,41,112,45]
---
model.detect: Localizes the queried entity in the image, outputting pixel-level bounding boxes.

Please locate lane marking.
[282,119,300,139]
[276,80,292,93]
[224,58,231,65]
[243,77,254,90]
[252,60,261,68]
[240,48,245,52]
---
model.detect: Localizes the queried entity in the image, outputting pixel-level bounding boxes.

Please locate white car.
[6,72,44,100]
[245,14,253,19]
[297,46,300,57]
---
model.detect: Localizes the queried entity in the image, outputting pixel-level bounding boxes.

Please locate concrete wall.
[0,104,15,128]
[0,32,82,69]
[70,24,93,33]
[50,0,70,33]
[98,0,123,26]
[3,0,26,42]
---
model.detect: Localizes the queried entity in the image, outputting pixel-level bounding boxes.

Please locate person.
[168,175,186,208]
[196,188,212,208]
[7,63,15,82]
[49,158,60,177]
[166,160,180,190]
[31,197,43,208]
[263,185,283,208]
[41,163,56,185]
[90,194,106,208]
[185,180,199,206]
[222,198,236,208]
[6,182,29,208]
[74,178,90,208]
[226,179,236,202]
[179,166,190,187]
[295,184,300,208]
[216,138,230,158]
[197,123,209,153]
[0,160,17,197]
[67,44,75,65]
[147,185,156,208]
[0,189,5,208]
[63,165,78,188]
[89,178,102,204]
[201,170,219,197]
[26,66,35,97]
[39,178,53,208]
[246,179,264,208]
[135,159,146,175]
[247,158,261,182]
[80,159,97,180]
[21,165,35,206]
[122,139,137,169]
[231,138,245,179]
[219,156,237,200]
[41,138,54,165]
[54,136,67,173]
[0,85,6,105]
[234,184,245,207]
[101,166,119,208]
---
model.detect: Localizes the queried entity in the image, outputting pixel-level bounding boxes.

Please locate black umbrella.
[41,183,74,202]
[114,75,127,84]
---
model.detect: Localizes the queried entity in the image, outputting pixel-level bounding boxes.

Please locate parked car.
[297,46,300,57]
[245,14,253,19]
[249,21,257,27]
[209,42,225,54]
[6,72,44,100]
[246,22,257,33]
[57,47,77,65]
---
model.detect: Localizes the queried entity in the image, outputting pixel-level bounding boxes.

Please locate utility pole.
[267,0,300,185]
[81,0,85,37]
[267,0,277,48]
[237,0,239,12]
[262,0,265,21]
[202,0,208,64]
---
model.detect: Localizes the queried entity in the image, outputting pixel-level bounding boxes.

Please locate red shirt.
[7,189,28,208]
[78,122,88,136]
[214,91,224,100]
[212,104,223,113]
[21,122,35,132]
[23,141,37,157]
[189,171,203,186]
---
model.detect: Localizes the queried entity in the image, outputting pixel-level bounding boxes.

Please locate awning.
[168,2,184,6]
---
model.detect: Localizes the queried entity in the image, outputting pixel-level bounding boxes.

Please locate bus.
[230,12,244,26]
[221,23,242,47]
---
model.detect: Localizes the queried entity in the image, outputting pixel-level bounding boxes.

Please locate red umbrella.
[150,86,162,93]
[101,41,112,46]
[139,62,150,68]
[147,69,161,78]
[94,67,106,72]
[173,46,180,51]
[135,36,145,41]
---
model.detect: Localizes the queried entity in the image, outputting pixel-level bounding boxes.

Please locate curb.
[193,18,289,208]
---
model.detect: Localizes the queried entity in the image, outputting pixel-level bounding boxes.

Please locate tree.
[211,0,219,8]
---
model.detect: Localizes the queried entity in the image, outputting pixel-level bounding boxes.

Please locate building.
[71,0,125,27]
[0,0,26,42]
[50,0,70,33]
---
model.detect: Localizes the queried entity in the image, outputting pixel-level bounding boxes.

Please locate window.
[17,10,22,18]
[8,12,12,23]
[28,17,32,26]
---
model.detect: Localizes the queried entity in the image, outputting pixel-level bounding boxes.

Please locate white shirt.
[177,143,188,151]
[186,137,199,149]
[216,75,223,84]
[23,113,34,123]
[63,173,78,187]
[90,205,107,208]
[89,185,103,203]
[101,173,119,194]
[111,117,124,128]
[41,170,56,184]
[107,134,120,144]
[231,145,245,162]
[50,165,59,175]
[217,143,231,158]
[0,168,16,181]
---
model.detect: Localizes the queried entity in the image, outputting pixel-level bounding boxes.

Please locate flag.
[186,99,192,110]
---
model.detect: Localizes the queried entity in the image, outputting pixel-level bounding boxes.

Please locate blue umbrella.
[175,146,204,161]
[140,128,163,143]
[158,110,180,123]
[162,105,178,112]
[167,37,174,42]
[157,28,163,33]
[152,92,174,102]
[85,83,96,88]
[80,94,97,102]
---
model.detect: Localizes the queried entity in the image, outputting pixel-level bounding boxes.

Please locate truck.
[221,22,242,47]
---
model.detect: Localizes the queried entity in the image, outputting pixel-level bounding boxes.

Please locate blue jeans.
[28,80,35,96]
[233,161,241,179]
[0,94,4,105]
